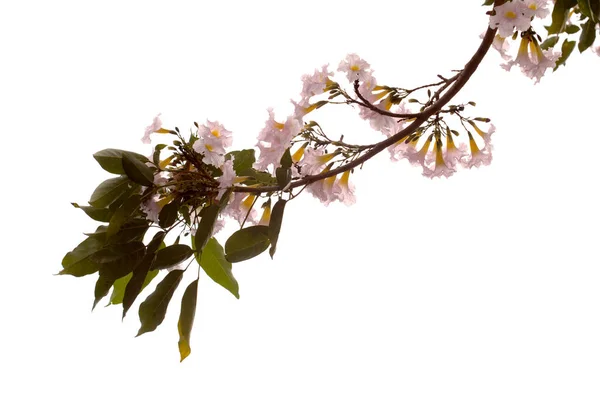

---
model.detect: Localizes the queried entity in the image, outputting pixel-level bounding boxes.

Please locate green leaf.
[177,278,198,362]
[194,204,219,254]
[59,232,106,276]
[225,225,270,263]
[71,203,113,222]
[122,233,166,317]
[137,269,184,336]
[268,199,286,259]
[110,219,149,244]
[94,242,147,282]
[151,244,194,270]
[546,0,578,34]
[577,0,594,20]
[159,200,180,229]
[578,18,597,52]
[89,176,132,209]
[275,167,291,189]
[482,0,494,5]
[198,238,239,299]
[106,194,141,240]
[554,39,576,70]
[152,144,167,168]
[122,153,155,187]
[225,149,256,175]
[93,149,150,175]
[564,24,581,34]
[279,148,292,169]
[238,168,277,186]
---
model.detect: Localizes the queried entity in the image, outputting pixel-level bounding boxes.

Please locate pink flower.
[337,53,372,83]
[300,65,334,101]
[332,170,356,206]
[489,1,533,38]
[217,158,236,200]
[423,140,456,179]
[198,120,233,149]
[306,175,337,206]
[254,109,302,172]
[297,147,338,177]
[460,124,495,169]
[141,114,162,144]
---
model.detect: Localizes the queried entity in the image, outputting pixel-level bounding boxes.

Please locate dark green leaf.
[554,39,576,70]
[275,167,291,189]
[93,273,120,310]
[106,194,141,240]
[225,225,270,263]
[225,149,256,175]
[268,199,286,259]
[95,242,146,282]
[152,244,194,270]
[122,233,166,317]
[578,19,597,52]
[152,144,167,168]
[194,204,219,254]
[110,219,149,244]
[197,238,239,299]
[482,0,494,5]
[279,148,292,169]
[58,232,106,276]
[577,0,594,20]
[71,203,113,222]
[565,24,581,34]
[238,168,277,186]
[159,200,179,229]
[137,269,184,336]
[93,149,150,175]
[540,36,560,50]
[122,153,155,187]
[177,278,198,362]
[89,176,132,209]
[546,0,578,34]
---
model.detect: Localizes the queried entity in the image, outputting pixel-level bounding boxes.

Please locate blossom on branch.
[501,36,560,84]
[489,1,533,38]
[254,109,302,172]
[333,170,356,206]
[300,64,334,101]
[141,114,162,144]
[217,158,236,200]
[460,124,495,169]
[338,53,372,83]
[298,147,338,176]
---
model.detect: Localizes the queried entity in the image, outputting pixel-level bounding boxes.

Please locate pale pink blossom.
[140,194,162,222]
[141,114,162,144]
[301,65,334,101]
[217,158,236,200]
[502,37,560,83]
[223,193,258,225]
[523,0,550,19]
[332,171,356,206]
[423,141,456,179]
[489,1,533,38]
[306,175,337,206]
[338,53,372,83]
[298,147,338,176]
[254,109,302,172]
[461,124,495,169]
[193,138,225,167]
[198,120,233,148]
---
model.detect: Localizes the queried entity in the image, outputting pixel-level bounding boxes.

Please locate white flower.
[217,158,236,200]
[198,120,233,149]
[140,194,162,222]
[489,1,533,38]
[502,36,560,84]
[332,170,356,206]
[337,53,372,83]
[141,114,162,144]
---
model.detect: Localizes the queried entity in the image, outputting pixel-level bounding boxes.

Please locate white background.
[1,1,600,413]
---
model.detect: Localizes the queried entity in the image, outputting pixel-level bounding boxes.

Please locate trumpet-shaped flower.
[223,193,258,225]
[461,124,495,169]
[522,0,550,19]
[254,109,302,172]
[333,170,356,206]
[141,114,162,144]
[217,158,236,200]
[423,140,456,179]
[301,65,334,101]
[307,174,337,206]
[338,53,372,83]
[198,120,233,151]
[298,147,338,176]
[489,1,533,38]
[502,36,560,84]
[193,138,225,167]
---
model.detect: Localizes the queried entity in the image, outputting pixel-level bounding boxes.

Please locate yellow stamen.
[350,65,360,71]
[505,11,517,19]
[211,129,220,138]
[274,121,285,130]
[205,144,214,152]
